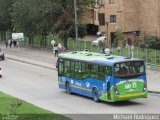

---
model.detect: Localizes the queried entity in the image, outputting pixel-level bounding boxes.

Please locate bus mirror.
[56,59,59,68]
[56,64,58,68]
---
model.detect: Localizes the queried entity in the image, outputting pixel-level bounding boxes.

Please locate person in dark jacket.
[5,40,8,48]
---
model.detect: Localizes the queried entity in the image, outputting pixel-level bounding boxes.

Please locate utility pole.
[74,0,78,51]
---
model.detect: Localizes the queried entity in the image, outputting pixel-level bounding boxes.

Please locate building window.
[98,0,104,6]
[110,15,116,23]
[109,0,117,4]
[98,13,105,26]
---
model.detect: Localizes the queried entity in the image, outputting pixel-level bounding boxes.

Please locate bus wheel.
[92,88,99,102]
[66,82,72,94]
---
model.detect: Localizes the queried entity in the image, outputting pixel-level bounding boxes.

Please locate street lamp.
[106,21,109,48]
[74,0,78,51]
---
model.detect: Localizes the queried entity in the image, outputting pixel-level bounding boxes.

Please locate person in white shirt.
[54,44,58,57]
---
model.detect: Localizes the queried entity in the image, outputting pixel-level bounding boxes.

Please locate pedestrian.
[51,39,55,53]
[8,39,11,47]
[58,43,65,53]
[9,39,13,48]
[13,40,17,47]
[16,41,19,48]
[54,44,58,57]
[5,40,8,48]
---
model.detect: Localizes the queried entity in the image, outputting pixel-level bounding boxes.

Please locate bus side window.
[97,66,105,80]
[59,62,64,76]
[81,63,90,79]
[75,61,81,79]
[70,61,75,78]
[64,60,71,77]
[90,65,97,79]
[105,66,112,76]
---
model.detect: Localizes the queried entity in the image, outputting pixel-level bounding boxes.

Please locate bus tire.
[92,88,99,102]
[66,82,72,94]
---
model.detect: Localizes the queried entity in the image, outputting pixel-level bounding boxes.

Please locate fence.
[111,47,160,71]
[20,36,160,70]
[22,36,105,52]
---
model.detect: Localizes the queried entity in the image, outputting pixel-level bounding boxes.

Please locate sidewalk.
[0,44,57,70]
[0,43,159,93]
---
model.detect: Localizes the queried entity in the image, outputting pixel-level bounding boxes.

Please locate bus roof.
[58,51,143,66]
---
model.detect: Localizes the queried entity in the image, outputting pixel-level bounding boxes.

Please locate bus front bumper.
[99,91,148,102]
[112,92,148,102]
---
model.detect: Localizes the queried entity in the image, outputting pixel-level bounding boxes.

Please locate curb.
[6,56,57,71]
[148,91,160,94]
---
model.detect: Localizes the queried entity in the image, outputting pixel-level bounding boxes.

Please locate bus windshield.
[114,61,145,78]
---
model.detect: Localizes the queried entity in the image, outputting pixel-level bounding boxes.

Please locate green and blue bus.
[56,51,147,102]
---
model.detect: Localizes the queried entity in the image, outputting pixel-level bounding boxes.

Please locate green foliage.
[139,36,160,50]
[11,0,60,36]
[1,0,95,46]
[52,0,94,48]
[0,0,12,31]
[7,99,22,115]
[113,29,124,47]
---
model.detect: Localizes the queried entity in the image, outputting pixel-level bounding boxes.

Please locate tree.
[139,36,160,50]
[0,0,12,40]
[52,0,95,49]
[11,0,37,44]
[11,0,61,46]
[113,29,124,48]
[10,0,95,48]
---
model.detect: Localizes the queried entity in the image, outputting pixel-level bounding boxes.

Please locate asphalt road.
[0,60,160,120]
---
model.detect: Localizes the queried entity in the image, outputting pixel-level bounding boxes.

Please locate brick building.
[84,0,160,47]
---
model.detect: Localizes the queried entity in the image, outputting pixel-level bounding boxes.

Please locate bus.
[56,51,147,102]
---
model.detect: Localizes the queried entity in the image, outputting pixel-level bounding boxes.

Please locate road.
[0,60,160,120]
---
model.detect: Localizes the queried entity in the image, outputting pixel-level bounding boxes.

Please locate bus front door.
[105,76,111,100]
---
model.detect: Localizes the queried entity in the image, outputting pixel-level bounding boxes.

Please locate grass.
[0,91,71,120]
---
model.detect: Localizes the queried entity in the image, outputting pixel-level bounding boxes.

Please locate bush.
[139,36,160,50]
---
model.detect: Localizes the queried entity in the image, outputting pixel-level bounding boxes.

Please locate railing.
[20,37,160,71]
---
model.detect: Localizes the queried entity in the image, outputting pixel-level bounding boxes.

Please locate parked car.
[0,48,5,60]
[0,67,1,78]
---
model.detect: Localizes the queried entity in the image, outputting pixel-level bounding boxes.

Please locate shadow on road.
[101,100,144,107]
[61,91,145,107]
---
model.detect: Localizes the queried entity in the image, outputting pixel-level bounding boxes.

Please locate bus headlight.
[143,82,147,91]
[114,86,119,95]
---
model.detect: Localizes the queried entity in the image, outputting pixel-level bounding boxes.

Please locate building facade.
[84,0,160,47]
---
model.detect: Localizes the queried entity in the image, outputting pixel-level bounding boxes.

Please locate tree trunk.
[28,36,33,45]
[0,31,6,41]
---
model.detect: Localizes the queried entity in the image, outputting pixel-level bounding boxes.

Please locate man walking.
[5,40,8,48]
[54,44,58,57]
[9,39,13,48]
